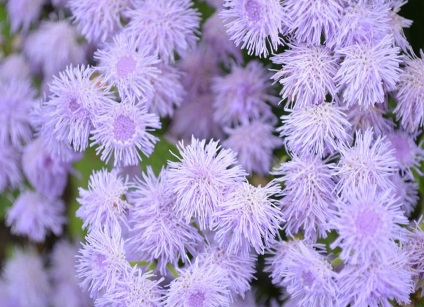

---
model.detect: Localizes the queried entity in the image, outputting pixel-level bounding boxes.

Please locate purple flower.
[279,102,351,157]
[197,246,256,299]
[0,79,36,147]
[388,0,413,53]
[0,144,22,192]
[212,61,277,126]
[68,0,132,43]
[391,173,419,217]
[346,102,394,136]
[7,0,43,33]
[76,227,129,298]
[406,221,424,295]
[126,167,203,275]
[220,0,285,57]
[24,20,86,78]
[145,63,185,118]
[337,246,413,306]
[223,119,282,175]
[76,169,131,231]
[167,137,246,230]
[267,240,338,306]
[329,1,391,48]
[164,260,231,307]
[335,35,402,108]
[386,129,424,179]
[94,33,160,99]
[95,266,164,307]
[394,51,424,132]
[213,180,283,255]
[273,154,337,241]
[271,44,339,108]
[334,129,398,193]
[22,137,72,198]
[90,96,161,167]
[0,54,31,82]
[124,0,201,63]
[330,184,409,265]
[6,190,66,242]
[283,0,343,45]
[42,65,113,152]
[2,248,50,307]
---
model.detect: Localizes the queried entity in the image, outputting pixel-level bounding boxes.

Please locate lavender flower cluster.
[1,0,424,306]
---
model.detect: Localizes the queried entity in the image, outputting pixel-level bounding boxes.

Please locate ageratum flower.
[271,44,339,108]
[76,227,129,298]
[43,65,113,152]
[346,103,394,137]
[124,0,201,63]
[90,96,161,167]
[391,173,419,217]
[388,0,413,53]
[394,51,424,132]
[223,119,282,176]
[167,137,246,230]
[214,180,283,255]
[126,167,203,275]
[0,79,36,147]
[164,260,231,307]
[334,129,398,193]
[94,33,160,99]
[7,0,43,33]
[283,0,343,45]
[212,61,277,126]
[68,0,133,43]
[76,169,131,231]
[330,185,409,265]
[6,190,66,242]
[0,144,22,192]
[279,102,351,157]
[0,54,31,82]
[335,35,402,108]
[273,154,337,240]
[220,0,285,57]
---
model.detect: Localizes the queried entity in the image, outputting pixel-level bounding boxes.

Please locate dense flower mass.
[1,1,424,306]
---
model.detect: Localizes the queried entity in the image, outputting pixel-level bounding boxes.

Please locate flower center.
[244,0,262,24]
[301,270,316,289]
[355,209,382,238]
[187,291,205,307]
[69,97,80,112]
[116,56,137,78]
[113,114,136,142]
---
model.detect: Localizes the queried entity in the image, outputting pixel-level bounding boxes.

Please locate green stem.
[167,263,179,278]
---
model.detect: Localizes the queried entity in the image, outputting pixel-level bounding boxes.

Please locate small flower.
[6,190,66,242]
[197,246,256,299]
[3,248,50,307]
[0,79,36,147]
[267,240,338,306]
[391,173,419,217]
[126,167,203,275]
[394,51,424,132]
[212,61,277,126]
[337,246,414,306]
[7,0,43,33]
[279,102,351,157]
[406,221,424,295]
[388,0,413,53]
[223,119,282,175]
[0,54,31,82]
[283,0,343,45]
[94,33,160,99]
[220,0,285,57]
[68,0,132,43]
[90,96,161,167]
[167,137,246,230]
[42,65,113,152]
[124,0,201,63]
[164,260,231,307]
[95,266,164,307]
[22,137,73,198]
[386,129,424,179]
[214,180,284,255]
[334,129,398,193]
[76,169,131,231]
[76,227,129,298]
[271,44,339,108]
[335,35,402,108]
[330,185,409,265]
[23,20,86,78]
[346,102,394,136]
[273,154,337,240]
